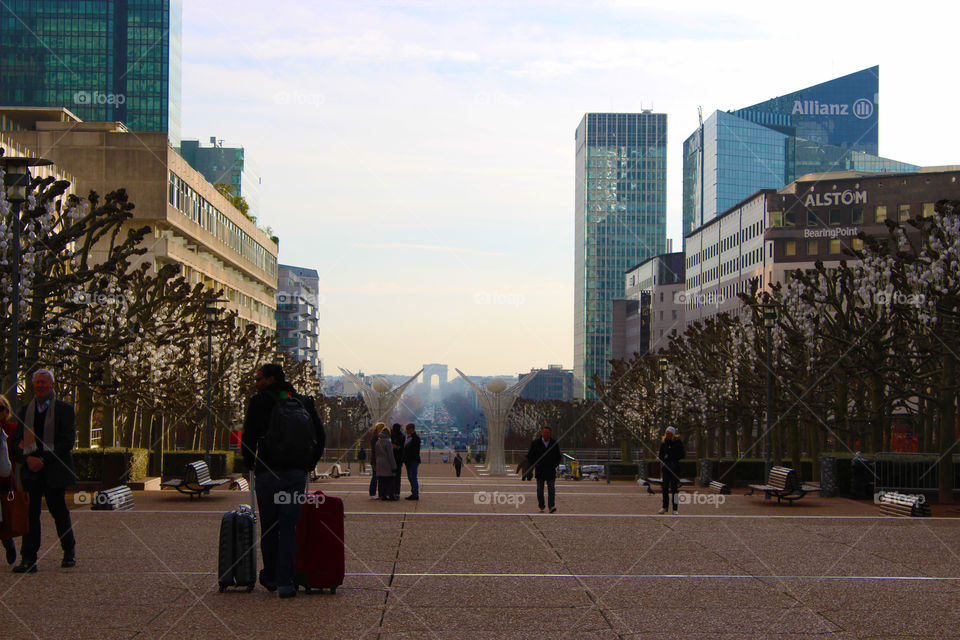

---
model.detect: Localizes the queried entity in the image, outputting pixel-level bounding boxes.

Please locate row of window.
[687,219,764,268]
[782,237,864,257]
[771,202,936,228]
[168,171,277,277]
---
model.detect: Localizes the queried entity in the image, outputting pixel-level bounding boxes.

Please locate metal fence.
[873,453,942,492]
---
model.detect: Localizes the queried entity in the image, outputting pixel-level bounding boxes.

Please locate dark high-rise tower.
[0,0,183,145]
[574,112,668,399]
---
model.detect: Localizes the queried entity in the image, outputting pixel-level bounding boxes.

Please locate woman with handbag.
[0,395,16,565]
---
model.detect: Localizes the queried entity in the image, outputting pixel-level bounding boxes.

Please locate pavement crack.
[376,513,406,639]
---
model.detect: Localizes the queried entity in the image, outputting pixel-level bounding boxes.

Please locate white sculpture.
[454,369,537,476]
[339,368,423,427]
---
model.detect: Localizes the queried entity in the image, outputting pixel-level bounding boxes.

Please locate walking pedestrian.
[357,443,366,474]
[375,426,398,500]
[526,426,562,513]
[403,423,420,500]
[241,363,325,598]
[657,426,685,515]
[0,395,17,564]
[453,452,463,477]
[10,369,78,573]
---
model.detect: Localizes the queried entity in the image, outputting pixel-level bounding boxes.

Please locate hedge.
[72,448,150,485]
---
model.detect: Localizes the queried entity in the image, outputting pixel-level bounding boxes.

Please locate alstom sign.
[804,189,868,207]
[792,98,874,120]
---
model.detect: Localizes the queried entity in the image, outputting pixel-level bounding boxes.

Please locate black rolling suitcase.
[218,474,257,592]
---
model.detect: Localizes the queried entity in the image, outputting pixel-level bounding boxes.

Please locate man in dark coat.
[658,426,685,514]
[10,369,77,573]
[526,426,562,513]
[242,363,325,598]
[402,423,421,500]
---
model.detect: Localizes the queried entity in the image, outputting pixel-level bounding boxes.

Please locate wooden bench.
[643,476,694,494]
[230,477,249,492]
[708,480,730,495]
[91,486,134,511]
[160,461,231,499]
[745,466,818,504]
[878,492,930,517]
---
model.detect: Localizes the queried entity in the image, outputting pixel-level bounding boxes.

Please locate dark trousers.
[22,479,75,563]
[369,474,378,497]
[377,475,395,500]
[393,460,402,497]
[454,464,462,477]
[406,462,419,497]
[661,474,679,510]
[536,477,556,509]
[255,470,306,593]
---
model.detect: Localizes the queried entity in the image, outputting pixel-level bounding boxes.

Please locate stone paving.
[0,463,958,639]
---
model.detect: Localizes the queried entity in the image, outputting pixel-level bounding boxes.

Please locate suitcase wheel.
[219,584,227,593]
[304,586,312,594]
[329,586,337,594]
[245,584,254,593]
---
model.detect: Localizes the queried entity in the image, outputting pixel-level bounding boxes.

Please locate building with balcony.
[1,107,278,330]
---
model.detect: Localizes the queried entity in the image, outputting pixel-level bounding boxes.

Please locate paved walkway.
[1,464,958,639]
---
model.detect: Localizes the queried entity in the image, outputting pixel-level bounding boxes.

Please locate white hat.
[666,427,676,435]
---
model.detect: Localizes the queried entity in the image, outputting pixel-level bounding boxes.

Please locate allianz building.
[683,168,960,325]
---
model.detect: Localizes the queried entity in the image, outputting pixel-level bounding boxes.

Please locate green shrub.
[154,451,235,478]
[71,448,150,483]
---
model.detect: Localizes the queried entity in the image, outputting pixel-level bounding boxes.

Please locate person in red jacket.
[0,395,18,565]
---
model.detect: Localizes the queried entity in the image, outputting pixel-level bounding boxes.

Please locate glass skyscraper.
[575,112,668,399]
[0,0,183,145]
[180,139,262,220]
[683,66,916,237]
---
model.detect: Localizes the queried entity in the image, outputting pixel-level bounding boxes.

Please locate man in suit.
[403,423,421,500]
[526,426,562,513]
[10,369,77,573]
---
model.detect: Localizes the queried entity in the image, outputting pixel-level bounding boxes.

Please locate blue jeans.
[406,462,419,498]
[255,470,307,593]
[536,477,556,509]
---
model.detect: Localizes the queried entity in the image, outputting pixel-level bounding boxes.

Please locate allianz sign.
[791,98,874,120]
[803,190,868,207]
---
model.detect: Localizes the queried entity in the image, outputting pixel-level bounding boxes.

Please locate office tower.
[574,112,668,399]
[0,0,183,145]
[276,264,321,375]
[682,66,916,237]
[181,138,262,220]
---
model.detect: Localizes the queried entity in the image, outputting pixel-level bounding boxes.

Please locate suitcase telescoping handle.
[249,471,256,514]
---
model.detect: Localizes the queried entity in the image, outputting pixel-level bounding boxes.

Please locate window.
[829,239,841,254]
[923,202,935,218]
[852,207,863,224]
[829,209,843,225]
[807,239,818,255]
[770,210,783,227]
[898,204,910,222]
[852,238,864,251]
[875,205,887,223]
[785,240,796,257]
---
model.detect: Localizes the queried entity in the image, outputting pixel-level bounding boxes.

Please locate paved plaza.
[0,463,958,639]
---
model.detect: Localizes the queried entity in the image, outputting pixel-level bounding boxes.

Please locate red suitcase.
[294,489,345,593]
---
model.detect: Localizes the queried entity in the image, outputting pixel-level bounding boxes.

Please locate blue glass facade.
[683,66,917,238]
[180,139,262,220]
[575,112,668,399]
[0,0,182,145]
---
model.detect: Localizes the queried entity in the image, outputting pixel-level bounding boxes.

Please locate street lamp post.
[1,155,52,405]
[762,306,777,479]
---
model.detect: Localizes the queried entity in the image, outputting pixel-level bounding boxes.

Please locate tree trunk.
[101,405,115,449]
[75,356,93,448]
[150,414,164,477]
[138,407,154,450]
[124,405,138,449]
[938,352,956,504]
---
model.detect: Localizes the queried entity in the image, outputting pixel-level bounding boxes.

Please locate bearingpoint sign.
[803,226,860,239]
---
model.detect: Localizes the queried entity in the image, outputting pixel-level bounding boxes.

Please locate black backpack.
[259,391,318,470]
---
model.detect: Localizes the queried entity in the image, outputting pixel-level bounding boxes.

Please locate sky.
[180,0,960,378]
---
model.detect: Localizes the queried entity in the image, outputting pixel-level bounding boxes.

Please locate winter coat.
[375,432,397,477]
[658,438,686,480]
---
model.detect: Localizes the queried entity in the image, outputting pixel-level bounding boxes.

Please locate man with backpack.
[242,363,325,598]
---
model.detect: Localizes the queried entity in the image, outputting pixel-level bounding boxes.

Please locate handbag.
[0,488,29,538]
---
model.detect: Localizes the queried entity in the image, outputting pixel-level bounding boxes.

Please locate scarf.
[22,393,56,456]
